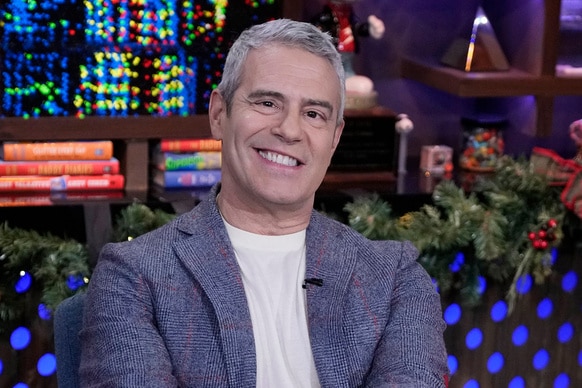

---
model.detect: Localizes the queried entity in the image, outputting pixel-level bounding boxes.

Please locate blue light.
[487,352,504,373]
[0,359,3,375]
[67,274,86,291]
[515,274,532,294]
[512,325,529,346]
[444,303,462,325]
[490,300,508,322]
[562,271,577,293]
[14,271,32,293]
[450,252,464,272]
[533,348,550,370]
[579,350,582,366]
[508,376,525,388]
[37,353,57,377]
[554,373,570,388]
[537,298,553,319]
[477,275,487,295]
[557,322,574,343]
[38,303,51,320]
[463,379,480,388]
[13,383,28,388]
[10,327,31,350]
[465,328,483,350]
[550,247,558,265]
[447,354,458,375]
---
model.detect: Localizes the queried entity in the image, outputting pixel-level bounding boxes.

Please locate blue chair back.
[54,292,86,388]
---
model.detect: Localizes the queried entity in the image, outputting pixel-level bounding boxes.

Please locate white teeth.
[259,150,298,166]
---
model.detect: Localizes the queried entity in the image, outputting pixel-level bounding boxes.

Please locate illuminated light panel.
[447,354,458,375]
[515,273,532,294]
[463,379,480,388]
[537,298,554,319]
[37,353,57,376]
[557,322,574,343]
[562,270,577,292]
[508,376,525,388]
[487,352,504,374]
[554,373,570,388]
[490,300,507,323]
[444,303,462,325]
[465,328,483,350]
[10,327,31,350]
[512,325,529,346]
[533,348,550,370]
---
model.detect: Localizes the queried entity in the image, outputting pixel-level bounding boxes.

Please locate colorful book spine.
[159,138,222,153]
[0,191,125,206]
[0,158,120,176]
[2,141,114,161]
[155,151,221,171]
[152,169,221,188]
[0,195,53,207]
[0,174,125,192]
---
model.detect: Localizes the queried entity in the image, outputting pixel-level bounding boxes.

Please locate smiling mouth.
[258,150,299,167]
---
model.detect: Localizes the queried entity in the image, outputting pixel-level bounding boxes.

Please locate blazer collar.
[173,186,356,386]
[173,186,256,386]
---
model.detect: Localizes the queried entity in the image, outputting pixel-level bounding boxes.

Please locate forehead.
[240,44,341,100]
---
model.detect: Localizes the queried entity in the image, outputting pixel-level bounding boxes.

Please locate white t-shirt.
[223,219,320,388]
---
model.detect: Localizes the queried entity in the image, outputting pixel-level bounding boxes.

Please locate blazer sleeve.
[79,242,178,387]
[364,241,449,387]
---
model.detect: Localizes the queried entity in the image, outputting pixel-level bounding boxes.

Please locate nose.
[272,109,303,143]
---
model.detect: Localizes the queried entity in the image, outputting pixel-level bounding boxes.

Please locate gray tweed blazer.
[80,186,448,387]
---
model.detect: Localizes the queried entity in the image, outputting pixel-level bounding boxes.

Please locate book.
[152,169,221,188]
[0,194,53,207]
[154,151,221,171]
[0,158,120,176]
[0,191,125,207]
[2,140,114,161]
[159,138,222,153]
[0,174,125,192]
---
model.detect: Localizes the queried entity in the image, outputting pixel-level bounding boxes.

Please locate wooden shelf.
[0,115,211,141]
[400,0,582,137]
[0,115,213,192]
[402,58,582,98]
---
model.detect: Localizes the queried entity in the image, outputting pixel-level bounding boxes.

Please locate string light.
[1,0,279,117]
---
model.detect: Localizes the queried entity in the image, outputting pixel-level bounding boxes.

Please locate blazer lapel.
[173,203,256,387]
[304,213,356,386]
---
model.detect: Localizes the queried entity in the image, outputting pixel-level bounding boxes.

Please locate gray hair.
[216,18,345,125]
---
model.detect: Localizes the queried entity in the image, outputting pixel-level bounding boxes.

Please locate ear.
[331,119,345,151]
[208,89,226,140]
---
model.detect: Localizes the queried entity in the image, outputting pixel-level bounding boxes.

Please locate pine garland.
[0,203,175,330]
[0,223,90,331]
[112,203,176,242]
[345,155,566,310]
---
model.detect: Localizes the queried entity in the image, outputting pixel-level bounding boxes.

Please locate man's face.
[210,44,344,212]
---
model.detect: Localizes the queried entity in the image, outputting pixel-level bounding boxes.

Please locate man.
[80,18,449,387]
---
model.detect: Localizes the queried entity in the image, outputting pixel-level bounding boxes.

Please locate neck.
[216,191,312,235]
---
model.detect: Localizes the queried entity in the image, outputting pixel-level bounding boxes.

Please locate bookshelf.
[401,0,582,136]
[0,116,212,193]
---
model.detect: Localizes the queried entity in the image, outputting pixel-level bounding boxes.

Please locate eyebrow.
[247,89,334,114]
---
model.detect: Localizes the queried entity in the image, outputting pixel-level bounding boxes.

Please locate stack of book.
[151,138,222,189]
[0,140,125,193]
